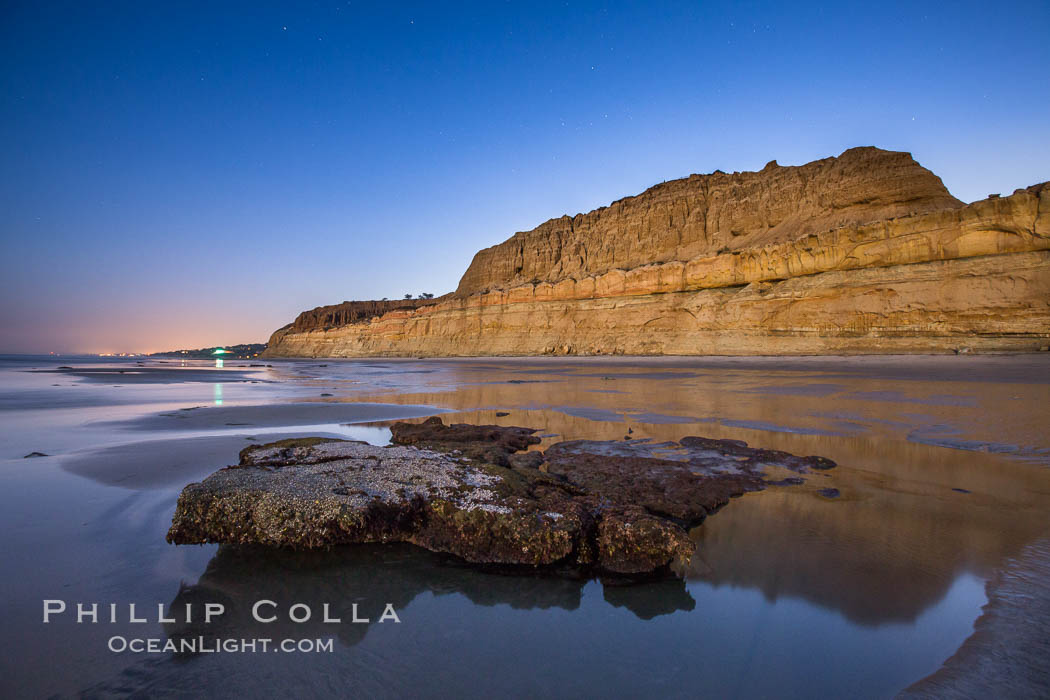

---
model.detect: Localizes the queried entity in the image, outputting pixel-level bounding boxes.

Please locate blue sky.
[2,1,1048,353]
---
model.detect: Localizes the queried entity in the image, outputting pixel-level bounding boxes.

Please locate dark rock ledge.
[167,417,835,576]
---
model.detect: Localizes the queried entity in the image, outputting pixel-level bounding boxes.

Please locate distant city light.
[212,348,227,355]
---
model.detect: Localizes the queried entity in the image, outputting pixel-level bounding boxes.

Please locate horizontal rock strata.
[284,298,440,334]
[455,146,965,295]
[167,419,835,575]
[265,147,1049,356]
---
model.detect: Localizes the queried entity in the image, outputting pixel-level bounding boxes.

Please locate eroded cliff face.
[286,298,443,333]
[456,147,964,295]
[265,148,1050,357]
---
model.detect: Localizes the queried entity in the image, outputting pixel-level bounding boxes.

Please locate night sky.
[2,1,1048,353]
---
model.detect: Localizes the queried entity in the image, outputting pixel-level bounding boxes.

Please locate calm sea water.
[1,353,1048,698]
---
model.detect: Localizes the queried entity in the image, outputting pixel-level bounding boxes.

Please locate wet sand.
[62,433,359,489]
[901,538,1050,698]
[1,353,1048,697]
[30,366,265,383]
[101,401,445,431]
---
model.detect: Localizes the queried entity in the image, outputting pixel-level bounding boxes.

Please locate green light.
[212,348,227,355]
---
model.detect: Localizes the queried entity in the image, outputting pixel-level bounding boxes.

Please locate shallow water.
[1,353,1048,698]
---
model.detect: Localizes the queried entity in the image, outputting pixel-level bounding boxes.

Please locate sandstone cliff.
[456,147,964,295]
[286,298,443,334]
[265,147,1050,357]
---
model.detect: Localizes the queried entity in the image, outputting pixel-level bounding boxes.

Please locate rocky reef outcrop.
[263,147,1050,357]
[166,418,835,575]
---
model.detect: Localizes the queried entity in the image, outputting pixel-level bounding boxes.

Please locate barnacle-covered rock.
[167,419,835,576]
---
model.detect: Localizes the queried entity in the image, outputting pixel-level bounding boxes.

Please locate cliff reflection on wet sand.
[322,356,1050,627]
